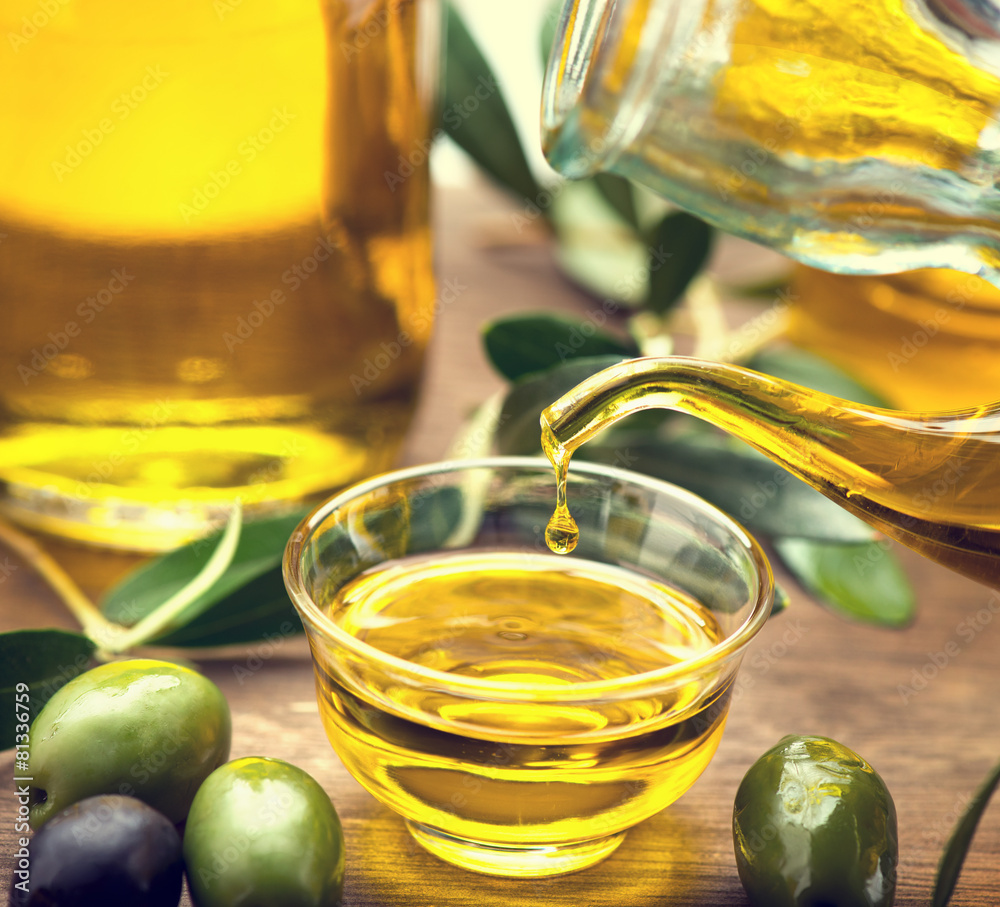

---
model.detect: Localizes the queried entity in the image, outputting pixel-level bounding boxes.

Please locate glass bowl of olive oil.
[283,457,774,878]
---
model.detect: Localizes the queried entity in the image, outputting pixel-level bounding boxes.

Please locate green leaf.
[482,313,635,382]
[1,629,96,748]
[142,567,300,649]
[101,508,310,647]
[750,347,890,407]
[442,2,541,204]
[773,537,915,627]
[933,756,1000,907]
[495,355,627,456]
[108,504,245,651]
[771,584,791,617]
[646,211,714,314]
[549,180,651,306]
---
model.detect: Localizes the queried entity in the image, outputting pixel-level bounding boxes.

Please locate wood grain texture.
[3,183,1000,905]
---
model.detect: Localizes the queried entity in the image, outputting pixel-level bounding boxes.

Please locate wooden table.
[3,183,1000,906]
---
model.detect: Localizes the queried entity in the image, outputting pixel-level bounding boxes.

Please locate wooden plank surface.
[3,183,1000,905]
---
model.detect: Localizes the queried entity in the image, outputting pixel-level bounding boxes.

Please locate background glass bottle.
[0,0,439,550]
[788,265,1000,409]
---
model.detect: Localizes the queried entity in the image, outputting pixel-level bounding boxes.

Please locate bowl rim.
[282,455,774,702]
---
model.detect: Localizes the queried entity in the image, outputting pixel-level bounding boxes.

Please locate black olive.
[9,795,183,907]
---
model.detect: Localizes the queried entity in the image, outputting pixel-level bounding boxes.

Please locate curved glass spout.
[541,357,1000,589]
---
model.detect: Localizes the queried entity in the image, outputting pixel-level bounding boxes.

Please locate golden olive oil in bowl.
[285,458,773,878]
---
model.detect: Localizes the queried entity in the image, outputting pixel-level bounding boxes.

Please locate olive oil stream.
[541,357,1000,588]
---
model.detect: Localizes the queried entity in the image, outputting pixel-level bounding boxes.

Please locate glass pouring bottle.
[541,0,1000,282]
[541,356,1000,589]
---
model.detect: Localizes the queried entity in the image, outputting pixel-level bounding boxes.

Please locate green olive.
[27,658,231,829]
[183,757,345,907]
[733,734,898,907]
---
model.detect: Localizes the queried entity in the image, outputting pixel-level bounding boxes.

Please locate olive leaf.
[101,507,310,648]
[933,756,1000,907]
[441,1,541,205]
[157,487,469,649]
[646,210,715,314]
[1,629,96,748]
[482,312,636,382]
[447,392,506,460]
[127,568,298,650]
[773,537,915,627]
[771,584,791,617]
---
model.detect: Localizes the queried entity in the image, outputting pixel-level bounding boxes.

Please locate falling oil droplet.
[545,506,579,554]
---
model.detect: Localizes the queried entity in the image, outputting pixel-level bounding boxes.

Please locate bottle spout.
[541,356,1000,590]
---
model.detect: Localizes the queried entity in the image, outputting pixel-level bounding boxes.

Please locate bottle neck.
[541,0,709,179]
[541,0,1000,283]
